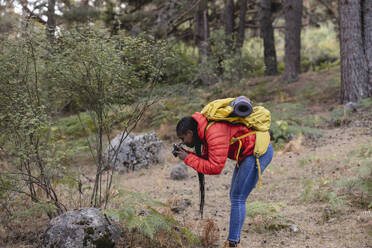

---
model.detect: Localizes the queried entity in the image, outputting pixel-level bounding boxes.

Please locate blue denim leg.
[227,144,274,242]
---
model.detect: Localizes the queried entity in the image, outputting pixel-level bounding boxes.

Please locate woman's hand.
[175,149,188,160]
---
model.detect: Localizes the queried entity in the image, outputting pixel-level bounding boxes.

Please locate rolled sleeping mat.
[230,96,253,117]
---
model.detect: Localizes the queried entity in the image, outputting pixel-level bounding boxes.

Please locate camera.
[172,143,184,157]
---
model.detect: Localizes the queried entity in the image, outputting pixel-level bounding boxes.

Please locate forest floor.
[111,70,372,248]
[117,124,371,248]
[1,71,371,248]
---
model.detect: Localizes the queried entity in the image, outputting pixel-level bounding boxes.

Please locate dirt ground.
[114,124,372,248]
[1,120,371,248]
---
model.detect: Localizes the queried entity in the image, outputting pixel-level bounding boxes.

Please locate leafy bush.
[199,29,266,84]
[269,102,323,143]
[0,29,67,219]
[55,112,96,139]
[0,25,173,220]
[301,24,339,72]
[161,44,198,85]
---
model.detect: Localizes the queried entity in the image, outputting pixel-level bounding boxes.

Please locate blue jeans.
[228,144,274,242]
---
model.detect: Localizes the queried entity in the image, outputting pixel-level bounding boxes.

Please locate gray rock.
[289,224,299,233]
[105,132,164,173]
[170,163,189,180]
[344,101,359,114]
[170,199,192,214]
[42,208,120,248]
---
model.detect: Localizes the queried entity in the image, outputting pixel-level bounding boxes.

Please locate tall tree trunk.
[235,0,248,50]
[195,0,211,84]
[283,0,303,82]
[363,0,372,90]
[46,0,56,46]
[259,0,278,75]
[224,0,235,52]
[339,0,370,103]
[195,0,209,58]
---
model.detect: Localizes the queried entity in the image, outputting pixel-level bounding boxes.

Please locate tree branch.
[18,0,47,25]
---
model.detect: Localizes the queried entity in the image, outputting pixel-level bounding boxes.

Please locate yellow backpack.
[201,97,271,188]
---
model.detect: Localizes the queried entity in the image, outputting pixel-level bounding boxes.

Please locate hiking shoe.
[222,240,241,247]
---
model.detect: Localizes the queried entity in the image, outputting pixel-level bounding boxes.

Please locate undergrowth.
[105,190,200,247]
[300,143,372,212]
[245,201,290,233]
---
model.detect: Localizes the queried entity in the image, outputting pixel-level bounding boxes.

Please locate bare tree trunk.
[235,0,248,50]
[195,0,212,84]
[195,0,209,58]
[283,0,303,82]
[363,0,372,89]
[224,0,235,51]
[260,0,278,75]
[339,0,370,103]
[46,0,56,46]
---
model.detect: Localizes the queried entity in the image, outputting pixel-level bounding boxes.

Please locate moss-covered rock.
[42,208,120,248]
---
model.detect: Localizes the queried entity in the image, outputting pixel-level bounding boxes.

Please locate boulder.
[170,163,189,180]
[42,208,120,248]
[104,132,164,173]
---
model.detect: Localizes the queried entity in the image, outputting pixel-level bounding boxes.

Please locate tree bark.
[259,0,278,75]
[224,0,235,51]
[195,0,209,58]
[195,0,212,84]
[363,0,372,90]
[46,0,56,46]
[283,0,303,82]
[235,0,248,50]
[339,0,370,103]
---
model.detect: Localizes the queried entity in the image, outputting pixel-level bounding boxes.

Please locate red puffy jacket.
[184,112,256,175]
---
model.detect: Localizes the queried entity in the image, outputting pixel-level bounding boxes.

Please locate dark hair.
[176,116,198,136]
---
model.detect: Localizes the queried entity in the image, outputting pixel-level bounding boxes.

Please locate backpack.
[200,97,271,188]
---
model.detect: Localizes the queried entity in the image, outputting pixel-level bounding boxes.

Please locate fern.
[105,190,200,247]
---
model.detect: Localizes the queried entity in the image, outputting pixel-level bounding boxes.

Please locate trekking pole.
[195,143,204,219]
[198,172,205,219]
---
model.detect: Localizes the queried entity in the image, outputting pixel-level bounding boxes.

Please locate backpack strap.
[205,121,215,134]
[230,132,262,189]
[206,122,262,189]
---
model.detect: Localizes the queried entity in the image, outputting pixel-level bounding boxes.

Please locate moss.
[92,231,115,248]
[83,226,94,246]
[83,226,115,248]
[83,233,90,246]
[77,220,89,225]
[85,227,94,235]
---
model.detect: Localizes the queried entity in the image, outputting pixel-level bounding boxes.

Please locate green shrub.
[300,178,346,210]
[337,144,372,208]
[359,97,372,109]
[161,44,198,85]
[55,113,96,139]
[301,23,339,71]
[330,107,344,126]
[269,103,323,143]
[0,29,68,218]
[245,201,289,232]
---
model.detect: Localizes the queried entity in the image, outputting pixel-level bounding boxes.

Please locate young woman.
[174,112,274,248]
